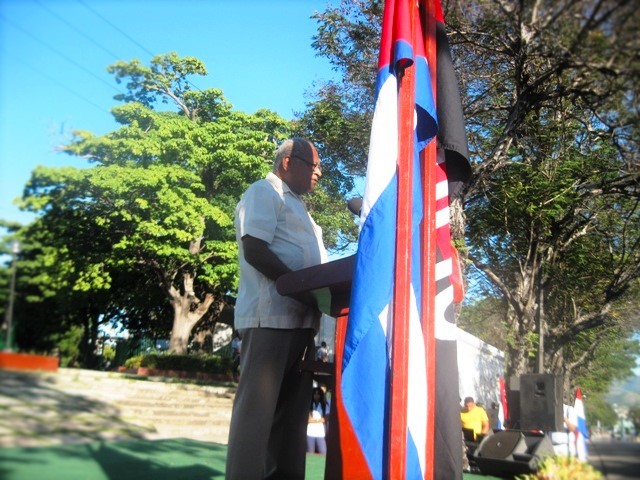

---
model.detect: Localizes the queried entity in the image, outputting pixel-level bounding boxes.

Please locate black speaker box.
[507,376,521,429]
[475,430,527,460]
[519,374,563,432]
[474,431,555,478]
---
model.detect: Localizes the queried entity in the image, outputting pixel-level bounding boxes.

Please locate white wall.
[456,328,505,407]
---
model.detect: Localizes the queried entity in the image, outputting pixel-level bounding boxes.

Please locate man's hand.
[242,235,291,281]
[242,235,320,312]
[297,290,319,311]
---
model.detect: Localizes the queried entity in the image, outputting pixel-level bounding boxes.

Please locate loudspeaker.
[475,431,527,460]
[474,431,555,477]
[507,376,521,429]
[520,374,563,432]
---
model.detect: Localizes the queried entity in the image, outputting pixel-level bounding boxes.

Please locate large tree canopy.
[303,0,639,399]
[8,53,303,357]
[450,0,640,391]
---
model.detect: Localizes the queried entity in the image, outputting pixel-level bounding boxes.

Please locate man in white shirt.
[225,138,326,480]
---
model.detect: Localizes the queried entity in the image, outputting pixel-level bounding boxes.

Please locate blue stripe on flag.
[342,176,397,366]
[342,167,396,478]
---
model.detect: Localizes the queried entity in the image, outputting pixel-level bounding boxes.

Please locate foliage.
[122,355,144,368]
[585,393,618,428]
[50,325,84,368]
[516,456,602,480]
[448,0,640,382]
[10,52,294,358]
[458,296,510,351]
[123,352,232,374]
[102,344,116,363]
[6,50,360,362]
[628,404,640,432]
[306,0,639,399]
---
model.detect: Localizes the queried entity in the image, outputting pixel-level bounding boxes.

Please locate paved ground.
[589,436,640,479]
[0,367,235,448]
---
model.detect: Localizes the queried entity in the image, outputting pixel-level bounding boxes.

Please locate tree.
[21,162,236,355]
[16,53,293,356]
[449,0,640,387]
[13,52,359,359]
[0,225,21,351]
[305,0,640,393]
[628,404,640,433]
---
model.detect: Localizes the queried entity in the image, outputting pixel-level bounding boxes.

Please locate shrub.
[517,456,602,480]
[123,352,232,374]
[123,355,144,368]
[52,325,84,367]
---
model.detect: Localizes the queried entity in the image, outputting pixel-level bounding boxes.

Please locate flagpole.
[422,1,438,478]
[388,0,416,477]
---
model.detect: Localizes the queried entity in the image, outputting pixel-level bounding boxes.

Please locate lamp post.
[4,240,20,352]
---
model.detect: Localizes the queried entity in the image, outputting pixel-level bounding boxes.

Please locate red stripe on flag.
[330,306,373,479]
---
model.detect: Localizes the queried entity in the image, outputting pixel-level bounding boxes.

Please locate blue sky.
[0,0,338,225]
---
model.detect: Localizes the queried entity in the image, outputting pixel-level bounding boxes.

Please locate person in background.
[460,396,490,440]
[230,331,241,378]
[306,386,329,455]
[315,341,329,362]
[487,401,500,431]
[225,138,326,480]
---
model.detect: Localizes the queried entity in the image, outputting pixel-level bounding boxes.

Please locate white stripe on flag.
[435,285,457,340]
[361,77,398,223]
[436,179,448,200]
[436,206,451,229]
[407,284,427,475]
[435,257,453,280]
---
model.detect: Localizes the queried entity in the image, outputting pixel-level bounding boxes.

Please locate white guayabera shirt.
[234,172,327,331]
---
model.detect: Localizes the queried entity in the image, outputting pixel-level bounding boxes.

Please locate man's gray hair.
[273,137,309,172]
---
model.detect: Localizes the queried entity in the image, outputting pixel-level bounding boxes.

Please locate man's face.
[284,142,322,195]
[465,400,474,410]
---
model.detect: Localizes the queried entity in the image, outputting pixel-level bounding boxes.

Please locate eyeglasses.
[291,155,321,172]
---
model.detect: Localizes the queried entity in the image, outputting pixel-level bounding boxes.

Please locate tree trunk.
[506,326,532,380]
[79,306,102,368]
[169,310,194,354]
[166,272,216,354]
[168,297,215,354]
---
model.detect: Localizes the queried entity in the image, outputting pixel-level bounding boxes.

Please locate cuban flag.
[338,1,471,478]
[574,388,589,461]
[340,0,437,478]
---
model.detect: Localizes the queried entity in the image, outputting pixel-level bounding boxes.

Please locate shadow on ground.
[0,370,153,447]
[0,438,227,480]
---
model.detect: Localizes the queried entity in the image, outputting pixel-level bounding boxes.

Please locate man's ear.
[281,156,292,171]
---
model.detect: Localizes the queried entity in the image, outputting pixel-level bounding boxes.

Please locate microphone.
[347,197,363,216]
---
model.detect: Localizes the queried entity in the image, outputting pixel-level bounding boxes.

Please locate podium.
[276,255,370,479]
[276,255,354,316]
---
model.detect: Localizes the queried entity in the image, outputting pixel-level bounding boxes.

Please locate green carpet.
[0,438,324,480]
[0,438,498,479]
